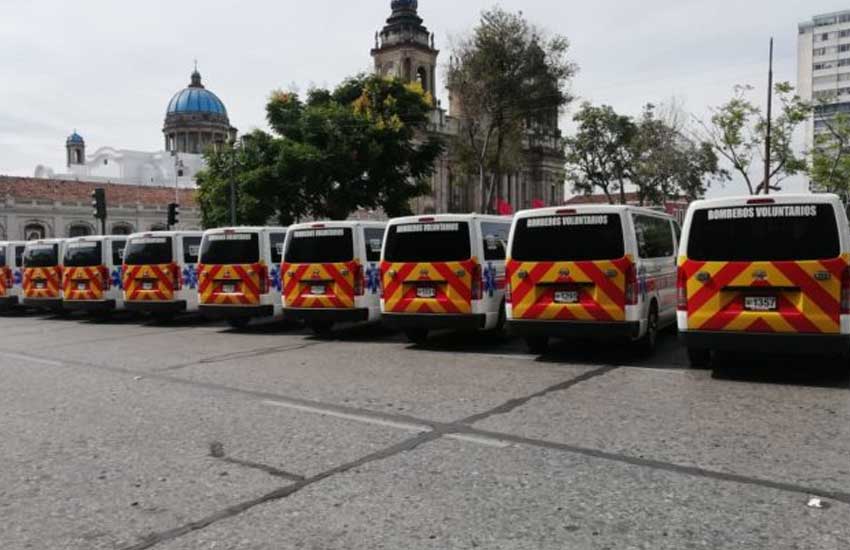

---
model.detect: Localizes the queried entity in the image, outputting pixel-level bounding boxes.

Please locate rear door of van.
[680,202,847,334]
[381,221,476,315]
[507,212,631,322]
[199,231,267,306]
[282,226,359,309]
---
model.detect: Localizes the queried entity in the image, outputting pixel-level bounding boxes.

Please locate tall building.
[371,0,565,214]
[798,10,850,158]
[34,68,236,188]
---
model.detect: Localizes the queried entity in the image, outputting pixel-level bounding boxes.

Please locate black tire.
[637,305,659,356]
[404,328,429,344]
[525,335,549,354]
[495,299,507,333]
[227,318,251,330]
[310,321,334,337]
[687,348,712,369]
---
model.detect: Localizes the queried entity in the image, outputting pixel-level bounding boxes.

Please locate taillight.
[841,267,850,315]
[171,263,182,291]
[100,266,111,291]
[3,269,11,288]
[677,267,688,311]
[258,264,269,294]
[625,264,638,306]
[353,264,364,296]
[471,263,483,301]
[505,281,512,304]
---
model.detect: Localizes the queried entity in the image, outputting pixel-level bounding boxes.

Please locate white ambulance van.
[678,194,850,367]
[380,214,511,343]
[0,241,25,310]
[61,235,127,314]
[198,226,288,328]
[281,221,386,335]
[122,231,203,318]
[506,205,680,354]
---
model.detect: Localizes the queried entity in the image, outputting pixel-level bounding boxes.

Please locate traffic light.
[167,202,180,228]
[92,188,106,219]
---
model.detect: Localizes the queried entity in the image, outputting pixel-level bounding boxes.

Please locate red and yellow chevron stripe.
[123,264,177,302]
[679,255,850,334]
[282,261,358,309]
[22,266,62,299]
[507,257,631,322]
[0,267,10,297]
[198,263,266,306]
[63,266,107,301]
[381,260,475,315]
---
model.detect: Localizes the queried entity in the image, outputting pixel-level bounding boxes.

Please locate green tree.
[810,111,850,201]
[447,7,577,212]
[565,103,636,204]
[197,74,443,226]
[699,83,810,195]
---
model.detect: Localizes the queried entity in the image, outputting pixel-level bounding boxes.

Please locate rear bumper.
[63,299,117,313]
[508,319,641,340]
[382,313,486,331]
[125,300,187,314]
[199,304,274,319]
[679,330,850,355]
[0,295,19,309]
[283,307,369,323]
[22,298,63,310]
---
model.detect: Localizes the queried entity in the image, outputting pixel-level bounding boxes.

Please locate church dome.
[66,131,84,145]
[166,70,228,117]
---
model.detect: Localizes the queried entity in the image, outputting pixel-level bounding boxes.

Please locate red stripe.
[776,294,823,333]
[576,261,626,307]
[687,263,750,313]
[510,262,553,306]
[772,261,840,324]
[432,262,472,303]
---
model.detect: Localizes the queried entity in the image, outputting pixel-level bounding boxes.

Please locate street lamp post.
[229,138,237,226]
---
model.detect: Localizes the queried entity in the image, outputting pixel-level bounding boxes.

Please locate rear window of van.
[125,237,173,265]
[384,222,471,262]
[200,233,260,264]
[512,214,625,261]
[15,246,25,267]
[285,228,354,264]
[24,244,58,267]
[64,241,102,267]
[687,204,840,262]
[0,247,5,267]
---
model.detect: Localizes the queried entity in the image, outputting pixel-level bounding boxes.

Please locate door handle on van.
[517,270,528,279]
[696,272,711,283]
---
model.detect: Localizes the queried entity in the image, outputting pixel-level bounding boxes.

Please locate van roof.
[0,241,26,247]
[25,238,66,246]
[127,230,204,240]
[64,235,125,243]
[387,213,511,225]
[288,220,386,231]
[688,193,841,210]
[514,204,674,220]
[203,226,287,235]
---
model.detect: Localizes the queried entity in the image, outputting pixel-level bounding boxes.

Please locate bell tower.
[371,0,438,99]
[66,131,85,167]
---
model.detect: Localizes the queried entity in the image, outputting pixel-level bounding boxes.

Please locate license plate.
[417,286,436,299]
[745,296,777,312]
[77,282,87,290]
[311,285,326,296]
[221,283,236,294]
[142,281,154,291]
[554,290,579,304]
[35,281,46,289]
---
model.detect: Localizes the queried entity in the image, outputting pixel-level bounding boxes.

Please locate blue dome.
[166,71,228,117]
[66,131,84,145]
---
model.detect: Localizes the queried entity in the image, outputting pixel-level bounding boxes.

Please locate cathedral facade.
[371,0,566,214]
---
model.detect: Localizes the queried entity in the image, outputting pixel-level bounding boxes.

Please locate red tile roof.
[0,175,198,207]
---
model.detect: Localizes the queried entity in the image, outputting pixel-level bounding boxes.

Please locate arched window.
[403,58,412,82]
[0,224,6,240]
[75,150,83,164]
[68,223,93,238]
[24,223,46,241]
[417,67,428,92]
[111,223,134,236]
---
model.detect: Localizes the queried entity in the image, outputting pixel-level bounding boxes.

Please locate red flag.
[497,199,514,215]
[531,199,545,209]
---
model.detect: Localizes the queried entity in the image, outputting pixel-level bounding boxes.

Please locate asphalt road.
[0,312,849,550]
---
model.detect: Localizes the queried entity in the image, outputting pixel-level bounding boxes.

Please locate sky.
[0,0,848,197]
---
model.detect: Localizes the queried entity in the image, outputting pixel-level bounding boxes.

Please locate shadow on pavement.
[711,353,850,390]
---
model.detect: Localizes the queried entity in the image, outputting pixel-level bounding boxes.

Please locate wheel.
[404,328,429,344]
[227,318,251,330]
[525,335,549,354]
[495,300,507,333]
[310,321,334,337]
[637,305,659,356]
[687,348,712,369]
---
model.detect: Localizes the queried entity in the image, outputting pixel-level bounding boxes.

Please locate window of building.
[841,30,850,38]
[68,224,92,238]
[24,223,46,241]
[814,47,828,56]
[842,14,850,23]
[111,223,133,236]
[822,33,831,41]
[840,44,850,53]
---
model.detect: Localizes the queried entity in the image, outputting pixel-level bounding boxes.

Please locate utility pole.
[764,37,774,195]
